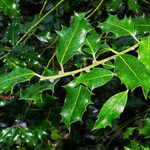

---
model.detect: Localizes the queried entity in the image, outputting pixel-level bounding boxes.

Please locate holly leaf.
[75,68,113,90]
[138,36,150,71]
[61,85,92,129]
[84,30,100,60]
[0,67,35,94]
[0,0,20,18]
[20,81,57,104]
[134,17,150,34]
[2,20,21,45]
[56,12,92,65]
[128,0,139,13]
[115,54,150,98]
[99,15,135,39]
[93,91,128,130]
[0,126,36,146]
[109,0,122,12]
[139,118,150,137]
[122,127,136,139]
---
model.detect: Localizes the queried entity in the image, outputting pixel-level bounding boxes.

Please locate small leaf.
[20,81,57,104]
[0,126,36,146]
[75,68,113,90]
[128,0,139,13]
[36,32,52,43]
[115,54,150,98]
[138,36,150,71]
[61,85,92,129]
[109,0,122,12]
[84,30,100,59]
[93,91,128,130]
[0,0,20,18]
[56,12,92,65]
[122,127,136,139]
[139,118,150,137]
[99,15,135,38]
[0,67,35,94]
[134,17,150,34]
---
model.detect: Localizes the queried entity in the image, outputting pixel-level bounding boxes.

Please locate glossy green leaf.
[0,0,20,18]
[134,17,150,34]
[109,0,122,12]
[128,0,139,13]
[99,15,135,38]
[56,13,91,65]
[20,81,56,104]
[93,91,128,130]
[0,126,36,146]
[61,85,92,129]
[115,54,150,98]
[84,30,100,59]
[75,68,113,90]
[0,67,35,94]
[138,36,150,70]
[139,118,150,137]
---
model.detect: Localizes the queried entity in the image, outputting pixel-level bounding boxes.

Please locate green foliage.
[115,54,150,98]
[0,0,20,18]
[61,84,92,129]
[0,0,150,149]
[0,67,35,93]
[93,91,128,130]
[56,13,92,65]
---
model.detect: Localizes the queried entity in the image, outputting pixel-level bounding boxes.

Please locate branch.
[38,42,140,81]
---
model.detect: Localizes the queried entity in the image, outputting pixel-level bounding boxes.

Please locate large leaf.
[61,84,92,129]
[20,81,57,104]
[93,91,128,130]
[0,126,36,146]
[84,30,100,60]
[56,13,92,65]
[0,67,35,94]
[138,36,150,70]
[75,68,113,90]
[115,54,150,98]
[139,118,150,137]
[99,15,135,38]
[0,0,20,18]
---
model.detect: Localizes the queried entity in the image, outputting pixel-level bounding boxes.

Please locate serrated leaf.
[56,13,92,65]
[122,127,136,139]
[109,0,122,12]
[0,67,35,94]
[128,0,139,13]
[2,21,20,45]
[0,126,36,146]
[138,36,150,70]
[20,81,56,104]
[0,0,20,18]
[115,54,150,98]
[139,118,150,137]
[99,15,135,38]
[75,68,113,90]
[36,32,52,43]
[84,30,100,59]
[134,17,150,34]
[61,85,92,129]
[93,91,128,130]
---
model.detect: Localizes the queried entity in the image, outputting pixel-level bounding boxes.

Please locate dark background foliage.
[0,0,150,149]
